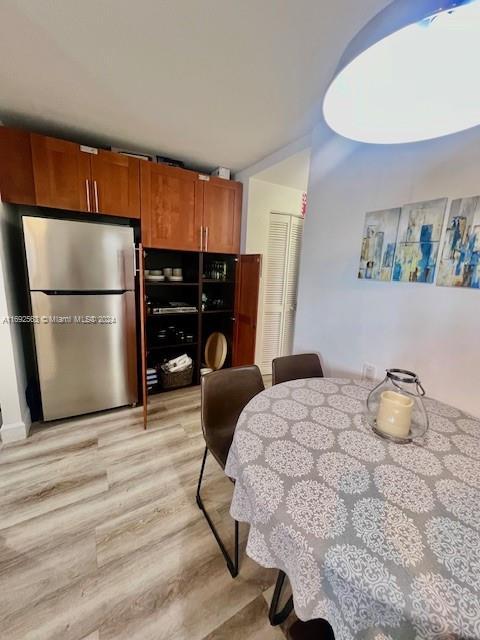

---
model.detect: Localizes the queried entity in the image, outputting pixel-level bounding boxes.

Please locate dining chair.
[272,353,324,385]
[269,571,335,638]
[196,365,265,578]
[287,619,335,639]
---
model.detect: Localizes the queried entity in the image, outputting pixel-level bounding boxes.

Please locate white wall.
[295,122,480,418]
[245,178,304,369]
[0,201,31,442]
[236,134,310,252]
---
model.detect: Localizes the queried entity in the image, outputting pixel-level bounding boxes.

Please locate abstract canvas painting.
[392,198,447,283]
[437,196,480,288]
[358,208,401,280]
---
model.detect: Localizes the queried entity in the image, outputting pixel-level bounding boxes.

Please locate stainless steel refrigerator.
[23,216,138,421]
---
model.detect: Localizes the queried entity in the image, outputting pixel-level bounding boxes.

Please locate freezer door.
[31,291,137,420]
[23,216,135,291]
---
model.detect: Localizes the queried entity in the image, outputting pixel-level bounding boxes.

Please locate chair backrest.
[272,353,323,386]
[201,365,265,469]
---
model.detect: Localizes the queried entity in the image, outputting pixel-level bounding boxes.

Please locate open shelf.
[148,311,198,317]
[146,281,199,286]
[143,248,238,397]
[148,342,197,351]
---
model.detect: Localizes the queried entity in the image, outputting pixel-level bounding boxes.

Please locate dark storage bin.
[159,364,193,390]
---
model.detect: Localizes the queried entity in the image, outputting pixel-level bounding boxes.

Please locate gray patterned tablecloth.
[225,378,480,640]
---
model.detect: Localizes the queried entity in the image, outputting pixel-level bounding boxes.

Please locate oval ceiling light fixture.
[323,0,480,144]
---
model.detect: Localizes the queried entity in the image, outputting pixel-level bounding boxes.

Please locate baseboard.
[0,406,32,443]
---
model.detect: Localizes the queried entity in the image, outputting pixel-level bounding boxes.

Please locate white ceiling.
[0,0,388,172]
[255,148,311,191]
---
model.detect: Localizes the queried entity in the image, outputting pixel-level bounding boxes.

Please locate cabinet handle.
[85,180,91,212]
[205,226,209,252]
[93,180,99,212]
[199,225,203,251]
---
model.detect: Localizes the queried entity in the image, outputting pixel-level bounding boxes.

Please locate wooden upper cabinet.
[202,178,242,254]
[31,134,91,212]
[90,150,140,218]
[0,127,36,205]
[141,163,202,251]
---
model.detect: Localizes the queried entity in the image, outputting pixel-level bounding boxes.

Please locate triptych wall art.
[358,196,480,289]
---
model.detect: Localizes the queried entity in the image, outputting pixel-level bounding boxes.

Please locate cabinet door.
[31,134,91,212]
[141,163,202,251]
[233,254,261,366]
[0,127,36,205]
[138,243,148,429]
[203,178,242,254]
[90,150,140,218]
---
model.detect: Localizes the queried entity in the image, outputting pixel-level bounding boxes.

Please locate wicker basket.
[159,364,193,390]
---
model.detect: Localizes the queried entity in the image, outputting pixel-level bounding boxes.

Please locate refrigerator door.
[23,216,135,291]
[31,291,137,420]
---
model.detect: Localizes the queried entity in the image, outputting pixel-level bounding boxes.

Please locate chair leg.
[269,570,294,626]
[196,446,239,578]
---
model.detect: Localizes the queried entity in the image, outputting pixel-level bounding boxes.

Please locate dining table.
[225,377,480,640]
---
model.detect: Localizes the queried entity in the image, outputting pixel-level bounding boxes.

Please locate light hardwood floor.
[0,382,293,640]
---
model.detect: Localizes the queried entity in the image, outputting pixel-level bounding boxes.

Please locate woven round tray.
[204,332,227,370]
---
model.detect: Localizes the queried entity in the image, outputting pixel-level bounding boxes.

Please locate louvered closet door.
[260,213,304,373]
[260,215,290,370]
[282,216,303,355]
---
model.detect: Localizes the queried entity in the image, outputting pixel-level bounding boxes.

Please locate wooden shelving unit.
[143,248,238,394]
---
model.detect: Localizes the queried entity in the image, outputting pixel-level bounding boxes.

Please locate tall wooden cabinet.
[0,125,252,406]
[141,164,242,254]
[140,163,202,250]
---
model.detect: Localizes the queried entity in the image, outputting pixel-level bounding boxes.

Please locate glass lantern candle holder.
[365,369,429,444]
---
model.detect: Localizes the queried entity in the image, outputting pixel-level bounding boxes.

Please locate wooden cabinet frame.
[139,249,261,427]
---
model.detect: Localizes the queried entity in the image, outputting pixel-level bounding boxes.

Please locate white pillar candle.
[376,390,413,439]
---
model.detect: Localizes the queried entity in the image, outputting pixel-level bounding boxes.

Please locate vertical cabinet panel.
[90,150,140,218]
[233,254,261,366]
[203,179,241,254]
[31,134,91,212]
[141,163,202,251]
[138,244,148,429]
[0,127,36,205]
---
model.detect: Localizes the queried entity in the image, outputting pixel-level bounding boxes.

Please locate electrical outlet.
[362,362,377,381]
